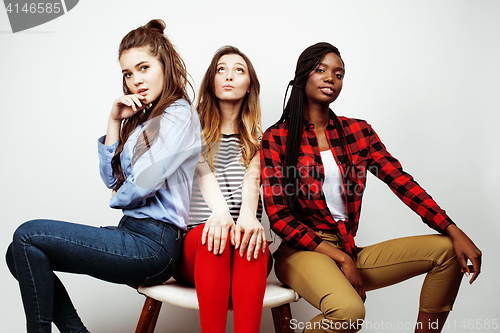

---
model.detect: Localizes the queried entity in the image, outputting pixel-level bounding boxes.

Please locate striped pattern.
[188,134,263,229]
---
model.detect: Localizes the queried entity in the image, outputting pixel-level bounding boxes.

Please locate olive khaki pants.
[274,232,462,333]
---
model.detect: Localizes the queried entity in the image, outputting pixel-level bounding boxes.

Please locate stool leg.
[135,297,162,333]
[271,303,293,333]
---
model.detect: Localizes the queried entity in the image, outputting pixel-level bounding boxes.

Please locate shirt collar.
[302,109,338,130]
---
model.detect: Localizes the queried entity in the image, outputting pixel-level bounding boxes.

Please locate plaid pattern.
[260,111,454,259]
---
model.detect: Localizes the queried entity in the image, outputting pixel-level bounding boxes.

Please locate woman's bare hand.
[110,94,147,122]
[234,214,266,261]
[201,210,235,255]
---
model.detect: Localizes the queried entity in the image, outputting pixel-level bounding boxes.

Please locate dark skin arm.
[314,241,366,302]
[446,224,482,283]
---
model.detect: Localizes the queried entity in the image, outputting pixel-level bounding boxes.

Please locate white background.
[1,0,499,332]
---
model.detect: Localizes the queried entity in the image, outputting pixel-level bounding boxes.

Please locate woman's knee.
[12,220,40,244]
[14,219,51,236]
[6,221,43,279]
[431,235,457,264]
[323,295,365,325]
[5,243,17,278]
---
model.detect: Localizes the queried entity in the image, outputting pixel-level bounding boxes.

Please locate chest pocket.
[350,147,369,167]
[296,154,322,196]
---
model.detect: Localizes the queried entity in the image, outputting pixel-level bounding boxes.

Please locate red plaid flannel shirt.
[260,111,454,259]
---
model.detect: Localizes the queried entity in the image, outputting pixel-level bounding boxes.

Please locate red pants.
[175,224,269,333]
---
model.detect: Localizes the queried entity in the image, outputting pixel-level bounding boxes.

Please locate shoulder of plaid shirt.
[260,111,454,254]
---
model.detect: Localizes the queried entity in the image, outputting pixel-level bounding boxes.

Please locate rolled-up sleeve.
[98,135,118,189]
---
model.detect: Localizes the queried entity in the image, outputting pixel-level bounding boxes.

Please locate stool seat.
[137,280,299,310]
[135,279,299,333]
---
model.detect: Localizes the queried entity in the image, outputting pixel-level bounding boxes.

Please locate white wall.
[1,0,498,332]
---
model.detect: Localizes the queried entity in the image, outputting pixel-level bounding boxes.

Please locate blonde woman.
[175,46,268,333]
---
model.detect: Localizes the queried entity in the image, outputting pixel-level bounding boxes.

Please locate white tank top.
[320,150,348,221]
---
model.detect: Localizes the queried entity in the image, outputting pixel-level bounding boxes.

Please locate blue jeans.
[6,215,182,333]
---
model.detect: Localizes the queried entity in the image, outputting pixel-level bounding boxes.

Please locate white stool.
[134,279,299,333]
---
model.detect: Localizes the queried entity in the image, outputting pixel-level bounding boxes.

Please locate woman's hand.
[105,94,147,146]
[315,241,366,302]
[234,214,266,261]
[110,94,147,121]
[338,256,366,302]
[201,210,235,255]
[446,224,482,284]
[234,153,264,261]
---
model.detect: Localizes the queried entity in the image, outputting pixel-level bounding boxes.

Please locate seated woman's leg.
[6,242,88,333]
[357,235,461,312]
[357,234,462,332]
[6,217,179,333]
[231,243,268,333]
[274,242,365,333]
[176,223,232,333]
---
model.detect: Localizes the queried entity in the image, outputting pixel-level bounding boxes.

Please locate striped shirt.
[188,134,263,229]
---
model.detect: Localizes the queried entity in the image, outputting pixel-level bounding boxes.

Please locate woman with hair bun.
[6,19,201,333]
[261,42,481,332]
[175,46,268,333]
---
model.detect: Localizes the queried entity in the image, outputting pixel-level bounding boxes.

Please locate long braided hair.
[276,42,353,214]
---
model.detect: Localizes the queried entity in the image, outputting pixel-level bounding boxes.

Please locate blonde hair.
[197,46,262,170]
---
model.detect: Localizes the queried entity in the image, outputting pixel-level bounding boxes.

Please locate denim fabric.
[6,216,182,333]
[98,98,202,230]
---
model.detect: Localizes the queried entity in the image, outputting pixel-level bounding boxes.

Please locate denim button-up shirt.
[98,99,201,230]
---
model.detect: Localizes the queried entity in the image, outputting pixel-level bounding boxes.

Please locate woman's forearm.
[314,240,351,264]
[104,116,121,146]
[239,154,261,218]
[196,160,230,215]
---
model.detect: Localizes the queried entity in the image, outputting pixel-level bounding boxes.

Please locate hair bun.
[144,19,166,34]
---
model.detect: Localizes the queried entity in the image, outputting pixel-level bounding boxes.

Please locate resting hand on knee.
[202,210,235,255]
[315,241,366,302]
[446,224,482,284]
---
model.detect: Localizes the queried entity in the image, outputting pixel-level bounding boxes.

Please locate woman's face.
[214,54,251,103]
[120,46,165,105]
[305,52,345,106]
